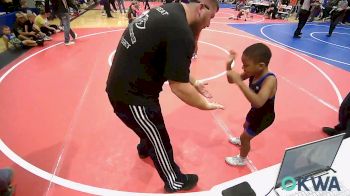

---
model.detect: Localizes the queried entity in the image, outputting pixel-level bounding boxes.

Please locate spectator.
[2,25,40,50]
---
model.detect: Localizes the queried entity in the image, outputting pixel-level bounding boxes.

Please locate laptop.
[273,133,348,196]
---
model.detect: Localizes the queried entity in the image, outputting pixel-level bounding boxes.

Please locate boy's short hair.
[243,43,272,66]
[1,25,10,31]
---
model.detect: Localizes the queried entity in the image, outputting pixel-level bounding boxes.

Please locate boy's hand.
[226,50,237,71]
[226,70,242,84]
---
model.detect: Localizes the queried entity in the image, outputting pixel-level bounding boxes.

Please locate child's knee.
[240,134,250,145]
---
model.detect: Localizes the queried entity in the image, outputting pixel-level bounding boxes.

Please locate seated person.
[34,10,60,36]
[229,4,251,20]
[13,12,38,40]
[26,13,52,41]
[2,25,40,50]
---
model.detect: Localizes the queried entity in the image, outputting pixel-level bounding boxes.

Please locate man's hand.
[194,80,212,98]
[227,69,242,84]
[205,100,224,110]
[226,50,237,71]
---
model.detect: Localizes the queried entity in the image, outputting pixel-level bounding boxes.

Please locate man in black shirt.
[106,0,222,193]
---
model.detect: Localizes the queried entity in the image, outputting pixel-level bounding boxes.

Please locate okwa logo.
[282,176,341,192]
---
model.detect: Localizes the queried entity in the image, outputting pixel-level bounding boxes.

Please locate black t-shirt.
[24,20,34,32]
[106,3,195,106]
[13,21,25,37]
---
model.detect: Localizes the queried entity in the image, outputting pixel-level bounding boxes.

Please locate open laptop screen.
[275,134,345,188]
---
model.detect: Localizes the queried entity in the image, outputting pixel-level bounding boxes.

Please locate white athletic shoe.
[65,41,75,46]
[228,137,241,146]
[225,155,246,166]
[43,36,52,41]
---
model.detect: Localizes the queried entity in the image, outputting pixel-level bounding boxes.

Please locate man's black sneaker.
[137,144,149,159]
[323,127,338,136]
[164,174,198,193]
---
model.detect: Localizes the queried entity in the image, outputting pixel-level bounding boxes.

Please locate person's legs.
[324,92,350,136]
[338,92,350,128]
[22,39,39,47]
[226,121,254,166]
[294,9,310,37]
[40,26,51,36]
[69,28,76,40]
[116,0,123,13]
[308,6,316,22]
[120,0,126,13]
[225,132,252,166]
[328,12,343,36]
[239,131,254,158]
[145,0,150,10]
[104,0,113,17]
[60,13,72,44]
[137,138,151,158]
[110,101,196,192]
[109,0,118,11]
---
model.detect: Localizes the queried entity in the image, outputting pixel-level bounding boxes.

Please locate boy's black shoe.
[293,34,301,38]
[164,174,198,193]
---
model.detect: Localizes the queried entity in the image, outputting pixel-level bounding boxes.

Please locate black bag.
[222,181,256,196]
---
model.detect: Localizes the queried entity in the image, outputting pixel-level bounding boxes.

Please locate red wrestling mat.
[1,26,350,195]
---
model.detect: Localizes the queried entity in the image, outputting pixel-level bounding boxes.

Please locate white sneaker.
[44,36,52,41]
[65,41,75,46]
[225,155,246,166]
[228,137,241,146]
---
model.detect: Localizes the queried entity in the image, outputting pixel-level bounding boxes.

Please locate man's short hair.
[243,43,272,66]
[189,0,219,12]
